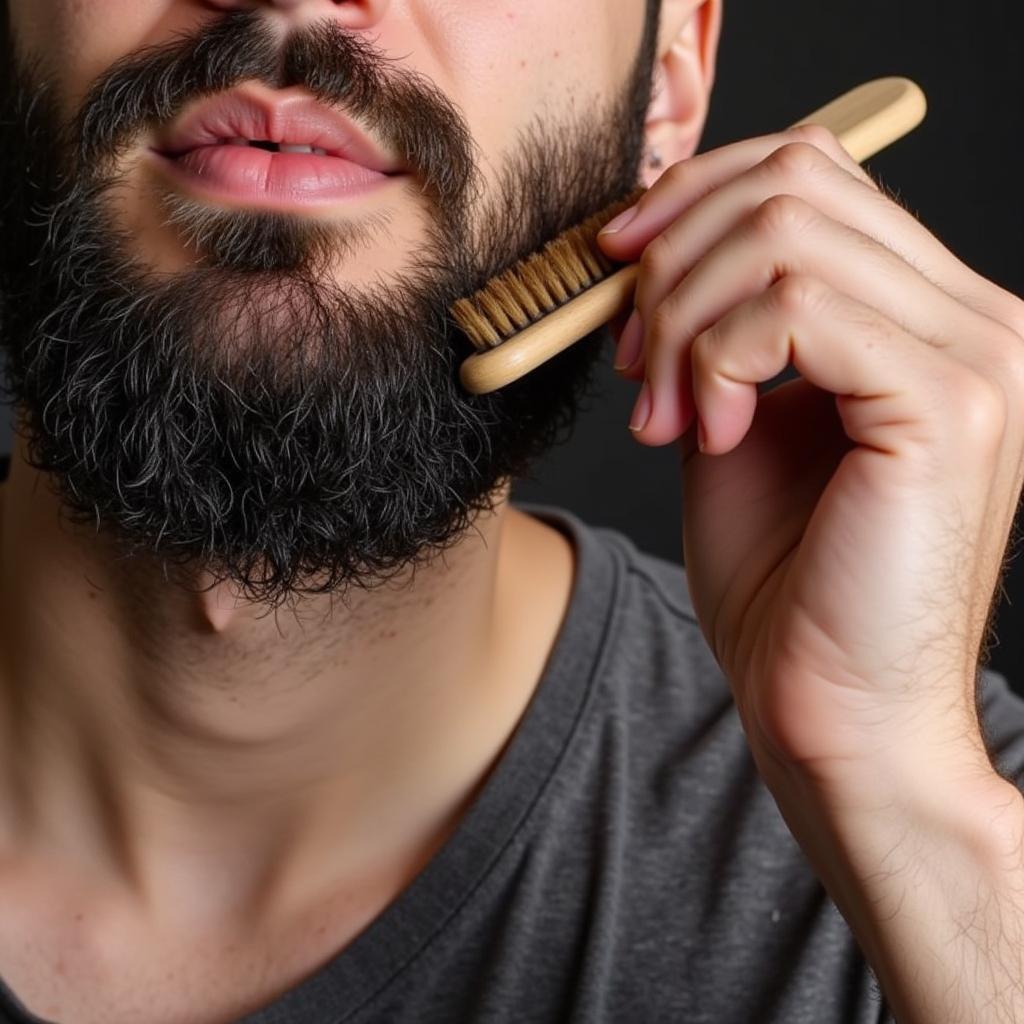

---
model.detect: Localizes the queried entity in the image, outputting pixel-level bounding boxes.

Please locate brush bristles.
[452,185,647,352]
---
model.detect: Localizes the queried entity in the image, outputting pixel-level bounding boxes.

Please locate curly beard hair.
[0,8,658,611]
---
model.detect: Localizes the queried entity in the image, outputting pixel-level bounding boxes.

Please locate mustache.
[70,10,479,211]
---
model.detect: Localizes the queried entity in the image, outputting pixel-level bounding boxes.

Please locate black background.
[2,2,1022,686]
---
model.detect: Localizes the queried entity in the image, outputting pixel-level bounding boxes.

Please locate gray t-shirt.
[3,500,1024,1024]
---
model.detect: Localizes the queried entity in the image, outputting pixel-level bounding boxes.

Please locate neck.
[0,433,573,924]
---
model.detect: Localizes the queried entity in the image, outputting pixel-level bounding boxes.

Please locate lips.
[151,88,407,206]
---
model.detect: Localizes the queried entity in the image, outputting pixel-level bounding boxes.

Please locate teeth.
[218,139,330,155]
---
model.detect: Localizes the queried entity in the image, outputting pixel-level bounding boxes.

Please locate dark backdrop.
[1,2,1022,686]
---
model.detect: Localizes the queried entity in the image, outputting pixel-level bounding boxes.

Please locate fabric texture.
[2,492,1024,1023]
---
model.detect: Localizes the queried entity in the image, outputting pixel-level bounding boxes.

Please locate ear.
[642,0,722,188]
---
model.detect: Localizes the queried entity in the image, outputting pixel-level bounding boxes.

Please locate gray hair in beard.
[0,9,659,612]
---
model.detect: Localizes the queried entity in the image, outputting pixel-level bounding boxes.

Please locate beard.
[0,9,658,610]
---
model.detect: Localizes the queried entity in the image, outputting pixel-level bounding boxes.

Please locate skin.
[13,0,644,283]
[0,1,719,1022]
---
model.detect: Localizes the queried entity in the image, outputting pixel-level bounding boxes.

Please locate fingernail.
[613,309,644,370]
[628,380,653,433]
[599,204,640,237]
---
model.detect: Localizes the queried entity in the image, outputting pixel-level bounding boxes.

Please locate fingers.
[599,124,877,268]
[601,121,1024,476]
[600,129,1007,327]
[635,276,996,467]
[598,126,880,260]
[620,194,996,396]
[627,145,887,338]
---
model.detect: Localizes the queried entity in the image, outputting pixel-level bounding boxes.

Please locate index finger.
[597,124,878,262]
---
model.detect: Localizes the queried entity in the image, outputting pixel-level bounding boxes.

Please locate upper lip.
[152,87,405,174]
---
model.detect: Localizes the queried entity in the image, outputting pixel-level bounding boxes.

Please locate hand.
[597,126,1024,812]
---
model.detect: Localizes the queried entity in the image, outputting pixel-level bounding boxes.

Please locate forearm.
[764,756,1024,1023]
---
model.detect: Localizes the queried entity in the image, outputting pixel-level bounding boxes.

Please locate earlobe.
[642,0,721,187]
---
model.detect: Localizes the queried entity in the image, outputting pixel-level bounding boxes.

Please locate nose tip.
[202,0,390,29]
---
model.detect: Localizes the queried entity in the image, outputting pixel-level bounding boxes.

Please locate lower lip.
[153,145,397,206]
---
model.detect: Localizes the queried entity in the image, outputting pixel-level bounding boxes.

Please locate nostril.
[202,0,390,23]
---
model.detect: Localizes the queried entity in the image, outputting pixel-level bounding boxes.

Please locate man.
[1,0,1024,1021]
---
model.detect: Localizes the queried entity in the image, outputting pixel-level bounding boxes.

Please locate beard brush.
[452,77,927,396]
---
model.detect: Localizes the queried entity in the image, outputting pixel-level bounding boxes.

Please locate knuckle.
[949,370,1007,445]
[751,193,815,239]
[770,273,828,317]
[764,140,831,180]
[638,233,674,278]
[784,124,883,192]
[786,123,841,155]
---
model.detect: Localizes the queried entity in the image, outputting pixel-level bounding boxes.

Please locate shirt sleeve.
[978,666,1024,788]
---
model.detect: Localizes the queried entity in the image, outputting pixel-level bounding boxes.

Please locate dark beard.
[0,10,658,610]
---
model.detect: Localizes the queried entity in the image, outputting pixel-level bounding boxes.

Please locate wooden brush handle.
[459,77,927,395]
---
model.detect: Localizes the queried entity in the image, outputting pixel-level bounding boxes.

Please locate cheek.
[10,1,196,112]
[415,3,630,185]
